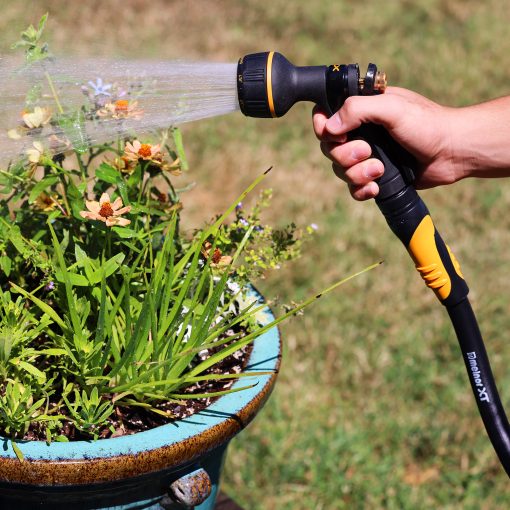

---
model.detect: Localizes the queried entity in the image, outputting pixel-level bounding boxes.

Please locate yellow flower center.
[115,100,129,112]
[99,202,114,218]
[138,144,152,158]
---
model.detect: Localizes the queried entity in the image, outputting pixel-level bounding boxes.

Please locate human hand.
[312,87,458,200]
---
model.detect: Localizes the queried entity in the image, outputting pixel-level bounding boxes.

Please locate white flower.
[226,280,241,295]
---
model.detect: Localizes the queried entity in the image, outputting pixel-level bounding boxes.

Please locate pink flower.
[123,140,162,162]
[79,193,131,227]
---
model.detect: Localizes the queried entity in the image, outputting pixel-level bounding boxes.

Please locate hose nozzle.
[237,51,386,118]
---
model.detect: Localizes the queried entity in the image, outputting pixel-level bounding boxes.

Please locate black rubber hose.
[448,298,510,476]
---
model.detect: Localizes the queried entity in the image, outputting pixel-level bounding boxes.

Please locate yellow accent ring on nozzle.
[266,51,277,118]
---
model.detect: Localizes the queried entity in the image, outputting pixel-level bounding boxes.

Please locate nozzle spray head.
[237,51,386,118]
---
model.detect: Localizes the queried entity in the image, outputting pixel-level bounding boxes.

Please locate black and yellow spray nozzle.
[237,51,386,118]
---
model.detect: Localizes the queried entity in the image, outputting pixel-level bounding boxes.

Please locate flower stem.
[44,71,64,115]
[76,152,87,183]
[56,175,71,216]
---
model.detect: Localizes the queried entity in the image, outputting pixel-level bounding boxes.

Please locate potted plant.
[0,16,377,509]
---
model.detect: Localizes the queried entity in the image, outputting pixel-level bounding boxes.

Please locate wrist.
[449,97,510,180]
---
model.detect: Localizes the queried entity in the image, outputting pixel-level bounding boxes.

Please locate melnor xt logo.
[467,352,490,403]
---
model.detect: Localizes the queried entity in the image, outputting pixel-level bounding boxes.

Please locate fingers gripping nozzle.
[237,51,386,118]
[237,51,467,307]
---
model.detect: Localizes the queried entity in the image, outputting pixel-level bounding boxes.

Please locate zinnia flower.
[124,140,162,162]
[79,193,131,227]
[97,100,143,120]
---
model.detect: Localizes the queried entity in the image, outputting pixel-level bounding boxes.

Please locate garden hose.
[237,51,510,477]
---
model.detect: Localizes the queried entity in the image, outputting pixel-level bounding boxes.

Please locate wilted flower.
[201,242,232,268]
[26,141,45,165]
[34,192,60,212]
[22,106,52,129]
[79,192,131,227]
[159,158,182,176]
[153,191,183,213]
[8,107,52,140]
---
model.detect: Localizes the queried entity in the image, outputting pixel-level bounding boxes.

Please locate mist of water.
[0,57,239,166]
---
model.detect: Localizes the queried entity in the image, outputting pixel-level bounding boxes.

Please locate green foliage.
[0,380,48,438]
[0,15,322,444]
[63,387,114,439]
[11,13,52,64]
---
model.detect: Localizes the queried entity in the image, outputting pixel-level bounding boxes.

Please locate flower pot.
[0,293,280,510]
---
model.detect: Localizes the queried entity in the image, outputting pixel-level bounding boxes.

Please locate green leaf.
[58,111,89,154]
[54,270,89,287]
[111,227,138,239]
[39,348,68,356]
[11,441,24,462]
[9,282,66,330]
[66,180,85,219]
[48,223,83,338]
[172,127,188,171]
[84,253,125,285]
[96,163,120,184]
[11,360,46,382]
[115,178,129,206]
[0,256,12,276]
[38,13,48,35]
[169,384,257,399]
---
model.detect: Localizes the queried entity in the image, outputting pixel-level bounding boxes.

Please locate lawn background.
[2,1,510,508]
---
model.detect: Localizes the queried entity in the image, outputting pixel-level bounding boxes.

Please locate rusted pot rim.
[0,290,281,485]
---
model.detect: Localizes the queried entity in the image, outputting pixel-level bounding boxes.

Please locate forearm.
[450,96,510,180]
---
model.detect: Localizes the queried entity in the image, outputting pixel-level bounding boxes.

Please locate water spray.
[237,51,510,477]
[0,58,238,163]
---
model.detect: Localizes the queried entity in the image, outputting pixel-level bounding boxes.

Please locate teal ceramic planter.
[0,293,280,509]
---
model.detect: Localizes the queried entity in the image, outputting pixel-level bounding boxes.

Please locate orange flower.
[114,99,129,112]
[79,193,131,227]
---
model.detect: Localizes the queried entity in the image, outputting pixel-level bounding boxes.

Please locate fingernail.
[364,162,383,179]
[325,114,343,134]
[365,182,379,198]
[351,145,371,161]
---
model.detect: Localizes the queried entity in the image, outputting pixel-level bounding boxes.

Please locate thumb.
[325,92,405,135]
